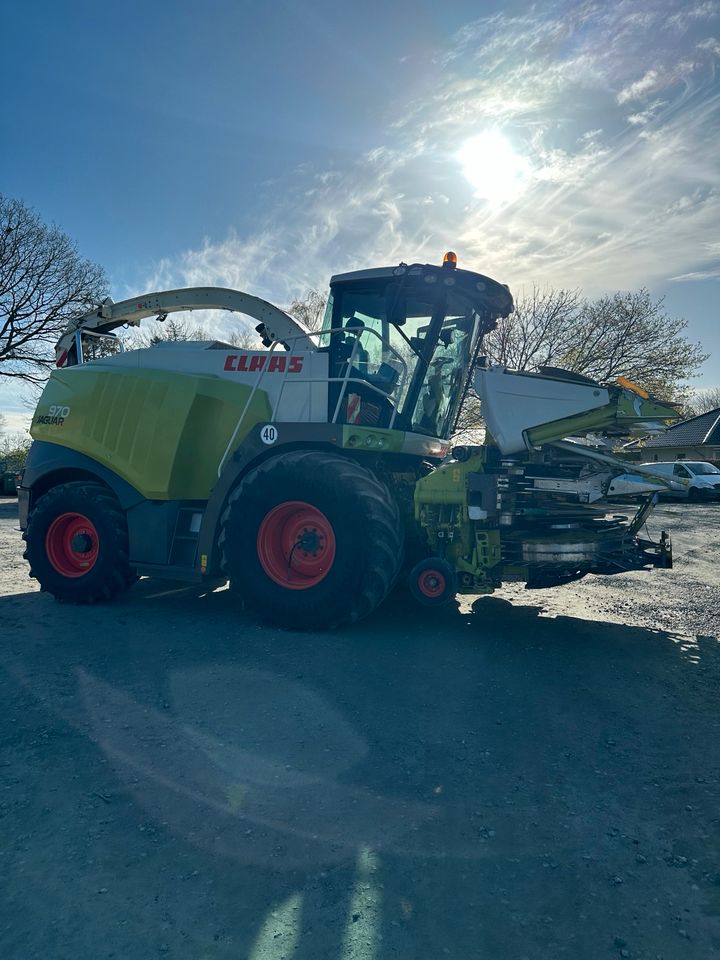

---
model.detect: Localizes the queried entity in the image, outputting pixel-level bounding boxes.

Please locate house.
[624,407,720,464]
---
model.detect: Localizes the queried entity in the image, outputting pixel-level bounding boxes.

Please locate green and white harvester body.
[19,256,682,628]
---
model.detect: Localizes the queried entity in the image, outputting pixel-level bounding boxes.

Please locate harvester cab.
[19,255,682,630]
[319,255,513,437]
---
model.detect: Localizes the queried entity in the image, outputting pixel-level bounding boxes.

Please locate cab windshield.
[322,281,483,438]
[687,462,720,476]
[409,310,477,438]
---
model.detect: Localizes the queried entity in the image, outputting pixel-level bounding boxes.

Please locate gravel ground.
[1,495,719,960]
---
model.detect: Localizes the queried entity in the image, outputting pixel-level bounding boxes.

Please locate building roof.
[630,406,720,449]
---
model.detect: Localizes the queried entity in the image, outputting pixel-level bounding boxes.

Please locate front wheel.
[219,451,404,630]
[24,481,135,603]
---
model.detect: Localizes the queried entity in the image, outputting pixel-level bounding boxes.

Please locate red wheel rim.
[418,569,446,598]
[257,500,336,590]
[45,512,100,577]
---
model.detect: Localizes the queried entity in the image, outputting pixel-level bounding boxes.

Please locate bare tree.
[0,431,31,466]
[227,325,263,350]
[483,286,706,402]
[684,385,720,418]
[0,195,107,383]
[127,314,263,350]
[453,286,707,441]
[124,289,326,352]
[484,287,581,372]
[0,412,30,466]
[562,290,706,400]
[286,289,326,331]
[452,391,485,445]
[453,288,581,442]
[128,316,210,348]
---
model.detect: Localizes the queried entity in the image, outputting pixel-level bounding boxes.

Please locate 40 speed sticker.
[260,424,278,445]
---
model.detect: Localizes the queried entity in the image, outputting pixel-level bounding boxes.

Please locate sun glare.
[457,131,531,204]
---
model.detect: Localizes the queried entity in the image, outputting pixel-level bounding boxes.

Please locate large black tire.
[24,481,135,603]
[219,450,404,630]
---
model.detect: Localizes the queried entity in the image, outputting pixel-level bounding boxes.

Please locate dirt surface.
[1,495,719,960]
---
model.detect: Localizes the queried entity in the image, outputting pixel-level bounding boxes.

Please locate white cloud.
[532,138,609,185]
[617,69,662,104]
[668,0,720,31]
[670,268,720,281]
[627,99,668,124]
[697,36,720,54]
[136,0,720,317]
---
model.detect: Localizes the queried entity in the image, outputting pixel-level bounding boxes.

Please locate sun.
[457,131,531,204]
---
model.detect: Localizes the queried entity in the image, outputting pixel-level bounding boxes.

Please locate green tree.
[0,195,107,383]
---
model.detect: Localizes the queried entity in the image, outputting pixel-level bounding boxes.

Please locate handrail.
[217,326,409,477]
[73,328,125,365]
[331,333,363,425]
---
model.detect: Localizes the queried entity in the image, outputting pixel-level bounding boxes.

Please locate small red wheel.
[409,557,456,607]
[257,500,337,590]
[419,569,447,597]
[45,512,100,578]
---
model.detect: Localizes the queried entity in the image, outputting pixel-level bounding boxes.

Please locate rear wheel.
[24,481,134,603]
[219,450,403,629]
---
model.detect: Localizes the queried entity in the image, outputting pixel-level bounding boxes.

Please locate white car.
[640,461,720,501]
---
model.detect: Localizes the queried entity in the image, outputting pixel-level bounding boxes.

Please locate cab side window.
[673,463,689,478]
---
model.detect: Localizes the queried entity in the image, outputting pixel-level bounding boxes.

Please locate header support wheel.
[409,558,457,607]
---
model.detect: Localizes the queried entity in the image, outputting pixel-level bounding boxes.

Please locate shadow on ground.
[1,579,719,959]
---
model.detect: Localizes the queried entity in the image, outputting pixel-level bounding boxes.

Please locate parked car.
[640,461,720,501]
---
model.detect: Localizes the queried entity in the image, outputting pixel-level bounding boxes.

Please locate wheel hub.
[257,501,336,590]
[45,512,100,577]
[409,557,456,607]
[420,571,446,597]
[70,532,94,554]
[298,528,322,554]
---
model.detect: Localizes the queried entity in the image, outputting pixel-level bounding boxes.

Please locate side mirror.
[385,283,407,326]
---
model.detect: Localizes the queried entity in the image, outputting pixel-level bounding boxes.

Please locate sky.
[1,0,719,431]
